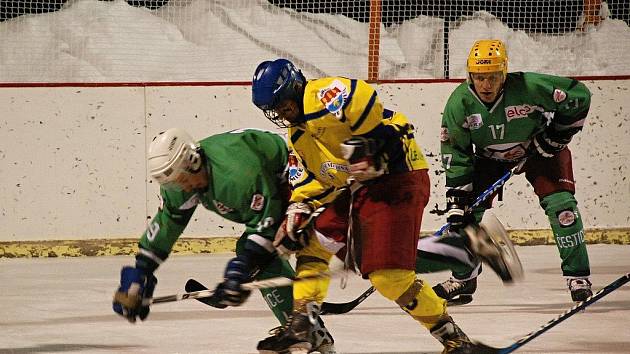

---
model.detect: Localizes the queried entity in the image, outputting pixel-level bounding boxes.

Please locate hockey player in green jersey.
[430,39,593,304]
[112,128,335,354]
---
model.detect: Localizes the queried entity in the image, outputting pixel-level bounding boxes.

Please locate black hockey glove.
[340,136,386,182]
[209,255,252,307]
[113,266,157,323]
[532,126,575,158]
[445,188,475,233]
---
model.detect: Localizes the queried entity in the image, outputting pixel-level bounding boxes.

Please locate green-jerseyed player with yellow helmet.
[428,39,593,304]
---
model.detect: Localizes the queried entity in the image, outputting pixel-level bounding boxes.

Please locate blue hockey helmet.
[252,58,306,127]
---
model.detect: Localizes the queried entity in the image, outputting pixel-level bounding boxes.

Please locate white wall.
[1,81,628,241]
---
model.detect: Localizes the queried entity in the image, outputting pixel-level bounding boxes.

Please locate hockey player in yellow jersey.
[251,59,491,354]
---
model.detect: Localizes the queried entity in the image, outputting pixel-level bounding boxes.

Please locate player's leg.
[255,256,295,325]
[359,170,475,352]
[234,236,295,325]
[540,191,591,301]
[369,270,473,351]
[416,234,481,305]
[257,195,349,354]
[526,148,592,302]
[257,239,337,354]
[432,158,512,303]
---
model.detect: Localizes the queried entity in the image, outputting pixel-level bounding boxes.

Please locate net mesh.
[0,0,628,82]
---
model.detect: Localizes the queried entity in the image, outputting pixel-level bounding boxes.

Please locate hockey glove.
[340,137,385,182]
[273,202,312,255]
[113,266,157,323]
[209,255,252,307]
[445,189,475,233]
[532,127,575,158]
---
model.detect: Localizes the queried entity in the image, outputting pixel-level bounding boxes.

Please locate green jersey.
[441,72,591,188]
[139,129,289,262]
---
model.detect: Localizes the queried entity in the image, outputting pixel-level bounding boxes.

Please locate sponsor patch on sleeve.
[250,193,265,212]
[557,209,576,227]
[553,88,567,103]
[440,127,450,142]
[288,152,307,187]
[464,113,483,130]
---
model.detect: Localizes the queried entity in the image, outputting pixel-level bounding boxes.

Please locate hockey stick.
[434,159,527,236]
[184,278,375,315]
[474,273,630,354]
[148,270,345,305]
[319,285,376,315]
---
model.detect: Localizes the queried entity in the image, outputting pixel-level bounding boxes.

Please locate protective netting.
[0,0,628,82]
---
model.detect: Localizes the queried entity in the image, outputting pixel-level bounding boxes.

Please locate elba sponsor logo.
[505,104,535,120]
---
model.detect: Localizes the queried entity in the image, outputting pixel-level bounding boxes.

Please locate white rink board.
[0,80,629,241]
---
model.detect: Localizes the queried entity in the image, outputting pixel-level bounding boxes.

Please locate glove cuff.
[135,252,160,273]
[224,255,252,282]
[446,188,472,207]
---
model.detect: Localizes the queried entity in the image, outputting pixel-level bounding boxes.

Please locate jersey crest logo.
[318,80,348,119]
[464,114,483,130]
[288,153,306,186]
[250,193,265,212]
[553,89,567,103]
[213,200,234,215]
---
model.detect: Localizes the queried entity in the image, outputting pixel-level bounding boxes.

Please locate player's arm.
[340,79,394,181]
[527,73,592,157]
[271,144,338,255]
[440,95,475,231]
[113,188,196,321]
[137,188,196,270]
[440,96,474,188]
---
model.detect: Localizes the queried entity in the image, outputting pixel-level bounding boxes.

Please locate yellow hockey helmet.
[467,39,508,77]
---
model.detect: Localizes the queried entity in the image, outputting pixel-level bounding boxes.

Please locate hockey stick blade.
[319,286,376,315]
[475,273,630,354]
[185,278,375,315]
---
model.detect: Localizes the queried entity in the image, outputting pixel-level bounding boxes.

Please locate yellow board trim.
[0,237,237,258]
[1,229,629,258]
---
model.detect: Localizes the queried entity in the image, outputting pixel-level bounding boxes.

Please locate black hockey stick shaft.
[149,270,349,305]
[185,278,375,315]
[491,273,630,354]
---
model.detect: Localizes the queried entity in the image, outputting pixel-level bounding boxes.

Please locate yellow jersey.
[287,77,429,208]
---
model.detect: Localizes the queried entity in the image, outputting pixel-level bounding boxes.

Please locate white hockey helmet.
[148,128,202,184]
